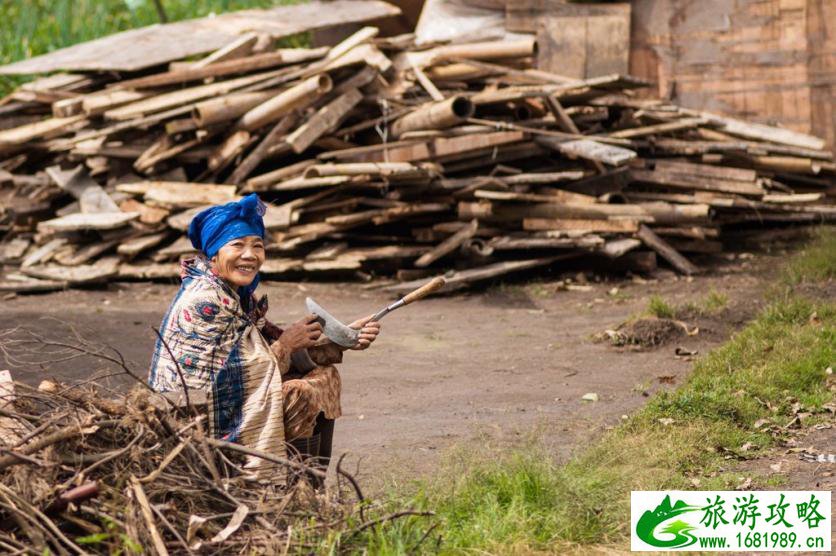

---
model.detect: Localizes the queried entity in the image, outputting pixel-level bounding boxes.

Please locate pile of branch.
[1,26,834,293]
[0,373,428,554]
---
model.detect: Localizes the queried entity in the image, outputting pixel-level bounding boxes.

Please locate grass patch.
[646,288,729,321]
[681,289,729,316]
[0,0,307,95]
[646,294,676,319]
[782,226,836,285]
[343,233,835,554]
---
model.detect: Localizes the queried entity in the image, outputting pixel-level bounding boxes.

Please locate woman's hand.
[347,315,381,350]
[276,314,322,352]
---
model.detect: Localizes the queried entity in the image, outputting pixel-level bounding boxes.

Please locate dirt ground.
[0,252,781,488]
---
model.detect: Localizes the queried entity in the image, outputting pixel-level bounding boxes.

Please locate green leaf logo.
[636,495,700,548]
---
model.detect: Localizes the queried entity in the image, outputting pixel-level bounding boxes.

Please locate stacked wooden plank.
[0,26,834,293]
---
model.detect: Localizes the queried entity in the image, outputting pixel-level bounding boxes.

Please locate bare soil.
[0,252,779,489]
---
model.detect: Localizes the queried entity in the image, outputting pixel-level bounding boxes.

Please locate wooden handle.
[402,276,446,305]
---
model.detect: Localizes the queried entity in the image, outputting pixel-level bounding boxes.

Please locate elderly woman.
[148,193,379,481]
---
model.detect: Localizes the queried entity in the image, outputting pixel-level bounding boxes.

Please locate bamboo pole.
[115,48,328,90]
[236,74,332,131]
[426,38,537,65]
[390,96,475,139]
[192,91,275,127]
[104,71,283,120]
[81,89,150,116]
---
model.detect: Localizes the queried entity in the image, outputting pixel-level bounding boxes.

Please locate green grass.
[0,0,306,95]
[646,288,729,321]
[334,230,835,554]
[781,226,836,285]
[646,294,676,319]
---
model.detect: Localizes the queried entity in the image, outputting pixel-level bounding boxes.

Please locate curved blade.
[305,297,359,348]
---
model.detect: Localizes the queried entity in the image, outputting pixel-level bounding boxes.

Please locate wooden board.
[535,6,631,79]
[355,131,527,163]
[0,275,68,292]
[538,137,636,166]
[38,212,140,233]
[117,182,237,209]
[117,262,180,280]
[507,0,629,33]
[415,219,478,267]
[46,165,120,213]
[166,206,213,231]
[21,257,120,284]
[628,0,832,151]
[0,238,30,263]
[636,225,698,275]
[385,254,580,294]
[0,1,401,74]
[504,1,630,79]
[629,168,764,196]
[0,115,86,146]
[117,232,169,258]
[523,218,640,233]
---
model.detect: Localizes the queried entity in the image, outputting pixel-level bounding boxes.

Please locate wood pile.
[1,26,834,294]
[0,372,422,553]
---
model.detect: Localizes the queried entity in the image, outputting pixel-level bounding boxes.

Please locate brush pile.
[1,26,834,293]
[0,374,415,554]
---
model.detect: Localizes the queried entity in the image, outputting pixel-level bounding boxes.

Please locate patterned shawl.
[149,256,290,475]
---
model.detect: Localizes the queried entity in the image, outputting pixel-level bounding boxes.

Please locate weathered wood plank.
[117,232,169,258]
[0,115,87,146]
[636,225,698,276]
[21,257,120,284]
[286,88,363,154]
[523,218,640,233]
[0,274,68,292]
[347,131,527,163]
[0,1,401,74]
[415,219,478,267]
[385,254,580,294]
[702,111,826,151]
[38,212,139,233]
[116,182,237,209]
[474,189,596,205]
[629,168,764,196]
[46,165,120,213]
[537,136,636,166]
[600,238,642,258]
[608,117,706,139]
[117,262,180,280]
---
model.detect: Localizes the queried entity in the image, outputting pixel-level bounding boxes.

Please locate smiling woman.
[148,193,380,486]
[213,236,265,287]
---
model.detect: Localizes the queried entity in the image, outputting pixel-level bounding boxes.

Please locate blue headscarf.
[188,193,266,306]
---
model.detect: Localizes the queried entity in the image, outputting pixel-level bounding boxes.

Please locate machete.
[305,276,446,347]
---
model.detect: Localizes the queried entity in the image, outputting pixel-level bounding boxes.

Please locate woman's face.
[211,235,265,287]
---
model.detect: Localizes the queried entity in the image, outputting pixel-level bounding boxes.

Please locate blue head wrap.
[188,193,266,306]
